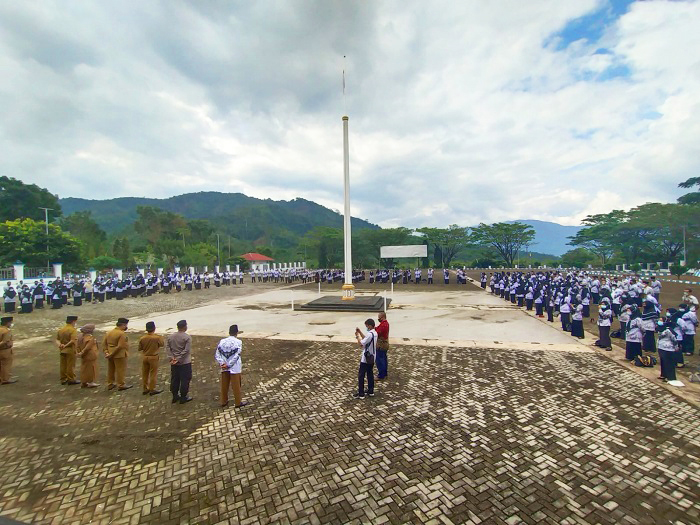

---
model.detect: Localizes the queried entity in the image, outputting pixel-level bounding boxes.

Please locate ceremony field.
[1,279,699,524]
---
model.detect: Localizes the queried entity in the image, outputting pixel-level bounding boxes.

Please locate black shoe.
[1,379,18,384]
[172,397,180,404]
[235,401,249,408]
[352,393,365,399]
[107,384,116,390]
[66,380,80,385]
[118,384,133,391]
[149,389,163,396]
[142,390,149,395]
[368,392,375,397]
[179,396,193,404]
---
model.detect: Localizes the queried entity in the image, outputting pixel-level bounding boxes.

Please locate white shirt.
[215,336,242,374]
[360,329,377,364]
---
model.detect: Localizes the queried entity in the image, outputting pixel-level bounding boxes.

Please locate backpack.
[634,355,657,367]
[610,329,622,339]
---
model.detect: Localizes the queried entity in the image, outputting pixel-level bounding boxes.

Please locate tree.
[112,237,132,268]
[358,227,419,267]
[471,222,535,268]
[415,225,470,267]
[670,264,688,279]
[0,219,83,270]
[304,227,343,268]
[134,206,188,249]
[0,176,62,222]
[678,177,700,205]
[89,255,121,271]
[560,248,596,269]
[60,211,107,260]
[568,212,620,265]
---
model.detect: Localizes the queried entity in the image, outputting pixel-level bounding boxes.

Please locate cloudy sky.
[1,0,698,227]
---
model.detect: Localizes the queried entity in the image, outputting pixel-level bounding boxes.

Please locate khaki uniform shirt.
[57,324,78,355]
[0,326,13,357]
[103,327,129,359]
[138,334,164,356]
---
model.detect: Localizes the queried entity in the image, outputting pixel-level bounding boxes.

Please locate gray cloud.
[1,0,698,228]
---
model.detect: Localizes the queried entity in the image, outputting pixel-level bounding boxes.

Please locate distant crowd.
[485,271,698,383]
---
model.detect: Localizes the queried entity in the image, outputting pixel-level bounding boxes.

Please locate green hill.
[60,191,379,238]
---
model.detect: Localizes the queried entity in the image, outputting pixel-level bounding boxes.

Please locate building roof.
[239,252,275,262]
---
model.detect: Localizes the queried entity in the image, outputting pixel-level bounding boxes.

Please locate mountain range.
[508,220,582,256]
[60,193,581,256]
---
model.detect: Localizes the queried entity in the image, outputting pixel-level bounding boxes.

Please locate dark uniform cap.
[146,321,156,331]
[117,318,129,325]
[176,320,187,329]
[67,316,78,322]
[1,316,13,323]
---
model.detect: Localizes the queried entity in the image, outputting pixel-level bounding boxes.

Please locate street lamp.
[38,207,53,268]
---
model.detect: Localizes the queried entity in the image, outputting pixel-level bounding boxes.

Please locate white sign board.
[380,245,428,258]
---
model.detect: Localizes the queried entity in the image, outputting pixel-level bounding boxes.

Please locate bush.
[670,264,687,279]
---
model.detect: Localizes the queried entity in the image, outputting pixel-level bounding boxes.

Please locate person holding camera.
[354,319,377,399]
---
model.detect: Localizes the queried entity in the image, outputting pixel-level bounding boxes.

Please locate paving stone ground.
[2,329,700,524]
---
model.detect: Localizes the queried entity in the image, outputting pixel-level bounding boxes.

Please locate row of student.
[485,271,697,381]
[2,268,320,314]
[368,268,469,285]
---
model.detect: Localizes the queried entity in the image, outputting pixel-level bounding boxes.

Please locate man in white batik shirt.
[215,324,249,409]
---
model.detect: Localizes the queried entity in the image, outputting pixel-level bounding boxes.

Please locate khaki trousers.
[80,358,98,385]
[107,357,127,388]
[0,348,12,382]
[60,352,76,382]
[141,356,159,391]
[220,372,242,406]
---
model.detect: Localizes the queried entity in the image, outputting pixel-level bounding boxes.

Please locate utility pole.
[38,207,53,268]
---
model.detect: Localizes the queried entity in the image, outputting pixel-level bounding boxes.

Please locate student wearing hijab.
[641,300,659,353]
[680,304,697,356]
[657,311,679,382]
[3,286,17,313]
[77,324,99,388]
[596,302,613,350]
[625,306,644,361]
[570,300,585,339]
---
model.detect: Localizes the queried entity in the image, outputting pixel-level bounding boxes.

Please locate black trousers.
[358,362,374,395]
[526,299,533,310]
[597,325,611,348]
[560,312,571,332]
[643,330,656,353]
[535,302,543,316]
[659,349,676,381]
[171,363,192,399]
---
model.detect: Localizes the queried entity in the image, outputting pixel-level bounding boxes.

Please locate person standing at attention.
[57,315,80,385]
[77,324,99,388]
[138,321,164,396]
[353,319,377,399]
[215,324,249,408]
[0,316,17,384]
[103,318,132,391]
[167,320,193,404]
[375,312,390,381]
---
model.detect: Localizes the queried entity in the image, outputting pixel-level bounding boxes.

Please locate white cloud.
[0,0,698,228]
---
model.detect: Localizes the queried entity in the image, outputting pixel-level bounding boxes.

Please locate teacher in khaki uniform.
[138,321,164,395]
[0,316,17,384]
[57,315,80,385]
[103,318,133,391]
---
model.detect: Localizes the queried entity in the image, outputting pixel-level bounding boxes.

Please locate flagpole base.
[341,283,355,301]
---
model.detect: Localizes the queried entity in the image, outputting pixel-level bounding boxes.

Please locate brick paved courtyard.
[1,333,699,524]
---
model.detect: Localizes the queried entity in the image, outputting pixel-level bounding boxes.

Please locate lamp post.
[38,207,53,268]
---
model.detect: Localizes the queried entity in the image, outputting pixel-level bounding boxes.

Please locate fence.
[24,267,51,279]
[0,268,14,281]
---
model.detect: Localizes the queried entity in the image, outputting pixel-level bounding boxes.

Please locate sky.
[1,0,699,227]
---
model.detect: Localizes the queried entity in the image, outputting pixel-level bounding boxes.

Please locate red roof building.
[239,252,275,262]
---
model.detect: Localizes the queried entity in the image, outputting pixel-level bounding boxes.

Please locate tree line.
[1,175,697,273]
